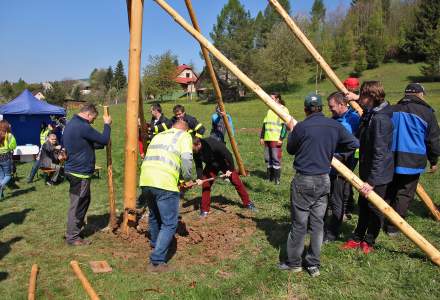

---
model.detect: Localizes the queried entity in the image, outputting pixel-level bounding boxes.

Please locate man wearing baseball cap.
[279,92,358,277]
[385,83,440,235]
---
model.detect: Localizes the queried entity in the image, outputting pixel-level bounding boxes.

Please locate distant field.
[0,62,439,299]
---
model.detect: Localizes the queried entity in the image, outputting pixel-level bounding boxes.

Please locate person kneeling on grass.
[192,136,256,217]
[341,81,394,254]
[278,93,358,277]
[40,133,64,185]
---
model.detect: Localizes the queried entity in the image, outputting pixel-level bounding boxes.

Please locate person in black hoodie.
[192,136,256,217]
[385,83,440,235]
[171,104,205,138]
[342,81,394,254]
[149,103,172,139]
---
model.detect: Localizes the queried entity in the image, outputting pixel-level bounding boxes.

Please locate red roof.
[175,77,197,84]
[176,64,192,73]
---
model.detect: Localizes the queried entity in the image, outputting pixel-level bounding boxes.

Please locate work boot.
[267,168,274,182]
[273,169,281,185]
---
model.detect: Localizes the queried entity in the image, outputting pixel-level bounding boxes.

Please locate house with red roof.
[175,64,198,94]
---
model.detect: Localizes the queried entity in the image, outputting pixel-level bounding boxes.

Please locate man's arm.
[83,124,111,146]
[336,124,359,161]
[286,125,302,155]
[426,112,440,167]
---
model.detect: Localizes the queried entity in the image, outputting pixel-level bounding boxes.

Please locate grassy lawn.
[1,62,440,299]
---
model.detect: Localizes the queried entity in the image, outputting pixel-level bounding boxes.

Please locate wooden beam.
[70,261,100,300]
[154,0,440,267]
[103,106,117,229]
[122,0,144,233]
[184,0,247,176]
[268,0,438,223]
[28,264,38,300]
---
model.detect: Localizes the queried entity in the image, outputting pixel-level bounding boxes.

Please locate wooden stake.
[416,183,440,221]
[70,261,100,300]
[103,106,117,229]
[28,264,38,300]
[184,0,247,176]
[122,0,144,233]
[154,0,440,267]
[268,0,437,222]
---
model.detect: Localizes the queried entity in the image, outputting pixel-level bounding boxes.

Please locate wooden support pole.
[70,261,100,300]
[416,183,440,221]
[184,0,247,176]
[268,0,437,221]
[154,0,440,267]
[28,264,38,300]
[103,106,117,229]
[122,0,144,233]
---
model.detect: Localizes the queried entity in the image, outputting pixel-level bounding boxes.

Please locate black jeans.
[66,174,91,243]
[285,173,330,267]
[353,184,388,245]
[325,175,351,240]
[385,174,420,233]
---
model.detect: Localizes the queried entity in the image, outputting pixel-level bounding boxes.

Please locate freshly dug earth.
[113,201,256,266]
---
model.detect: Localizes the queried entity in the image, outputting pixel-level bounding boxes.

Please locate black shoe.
[245,202,258,212]
[306,266,320,277]
[147,263,171,273]
[273,169,281,185]
[278,263,302,272]
[267,168,274,182]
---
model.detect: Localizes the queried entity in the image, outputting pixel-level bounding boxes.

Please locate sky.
[0,0,349,83]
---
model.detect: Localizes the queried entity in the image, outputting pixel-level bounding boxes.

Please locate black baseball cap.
[405,83,426,95]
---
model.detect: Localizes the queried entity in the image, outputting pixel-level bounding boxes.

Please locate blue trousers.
[0,159,12,196]
[142,186,179,264]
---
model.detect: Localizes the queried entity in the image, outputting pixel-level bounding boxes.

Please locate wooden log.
[184,0,247,176]
[268,0,437,223]
[154,0,440,267]
[416,183,440,221]
[103,106,117,229]
[122,0,144,233]
[70,261,100,300]
[28,264,38,300]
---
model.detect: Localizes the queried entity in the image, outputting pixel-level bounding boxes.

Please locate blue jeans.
[142,186,179,264]
[286,173,330,268]
[28,159,41,182]
[0,159,12,195]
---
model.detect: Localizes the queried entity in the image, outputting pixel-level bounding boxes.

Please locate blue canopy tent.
[0,89,66,146]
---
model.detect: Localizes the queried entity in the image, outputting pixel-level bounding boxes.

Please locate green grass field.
[1,62,440,299]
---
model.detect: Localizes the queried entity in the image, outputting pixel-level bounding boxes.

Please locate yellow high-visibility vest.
[263,105,289,141]
[0,133,16,154]
[140,128,192,192]
[40,128,50,145]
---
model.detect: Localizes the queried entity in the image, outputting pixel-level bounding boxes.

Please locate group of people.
[278,80,440,277]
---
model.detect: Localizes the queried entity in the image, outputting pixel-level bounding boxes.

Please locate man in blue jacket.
[63,104,111,246]
[385,83,440,235]
[279,93,359,277]
[324,92,360,242]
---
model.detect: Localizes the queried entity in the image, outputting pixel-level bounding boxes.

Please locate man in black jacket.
[149,103,172,139]
[63,103,111,246]
[192,137,256,216]
[342,81,394,253]
[279,93,359,277]
[172,104,205,138]
[385,83,440,235]
[40,133,64,185]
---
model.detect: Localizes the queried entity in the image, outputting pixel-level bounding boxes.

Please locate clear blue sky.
[0,0,349,83]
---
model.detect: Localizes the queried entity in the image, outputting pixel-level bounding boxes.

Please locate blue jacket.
[64,115,111,176]
[392,95,440,174]
[287,112,359,175]
[210,112,234,143]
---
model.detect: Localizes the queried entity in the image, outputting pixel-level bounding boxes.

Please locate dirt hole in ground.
[112,201,257,265]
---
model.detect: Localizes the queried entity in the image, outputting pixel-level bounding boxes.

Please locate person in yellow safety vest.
[260,92,289,185]
[27,122,54,183]
[139,120,193,273]
[0,120,17,199]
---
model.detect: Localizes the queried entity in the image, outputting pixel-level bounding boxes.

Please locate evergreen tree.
[403,0,440,61]
[104,66,113,91]
[363,0,386,68]
[71,85,81,101]
[0,81,14,100]
[113,60,127,91]
[421,25,440,80]
[354,47,368,75]
[310,0,326,34]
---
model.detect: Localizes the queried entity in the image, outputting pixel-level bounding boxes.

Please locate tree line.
[208,0,440,91]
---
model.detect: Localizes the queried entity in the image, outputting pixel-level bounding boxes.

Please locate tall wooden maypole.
[122,0,144,232]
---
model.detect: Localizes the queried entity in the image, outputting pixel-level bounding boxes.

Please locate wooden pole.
[416,183,440,221]
[70,261,100,300]
[103,106,117,229]
[154,0,440,267]
[28,264,38,300]
[268,0,437,221]
[184,0,247,176]
[122,0,144,233]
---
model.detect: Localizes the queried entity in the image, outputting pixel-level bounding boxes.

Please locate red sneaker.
[341,239,361,250]
[360,241,374,254]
